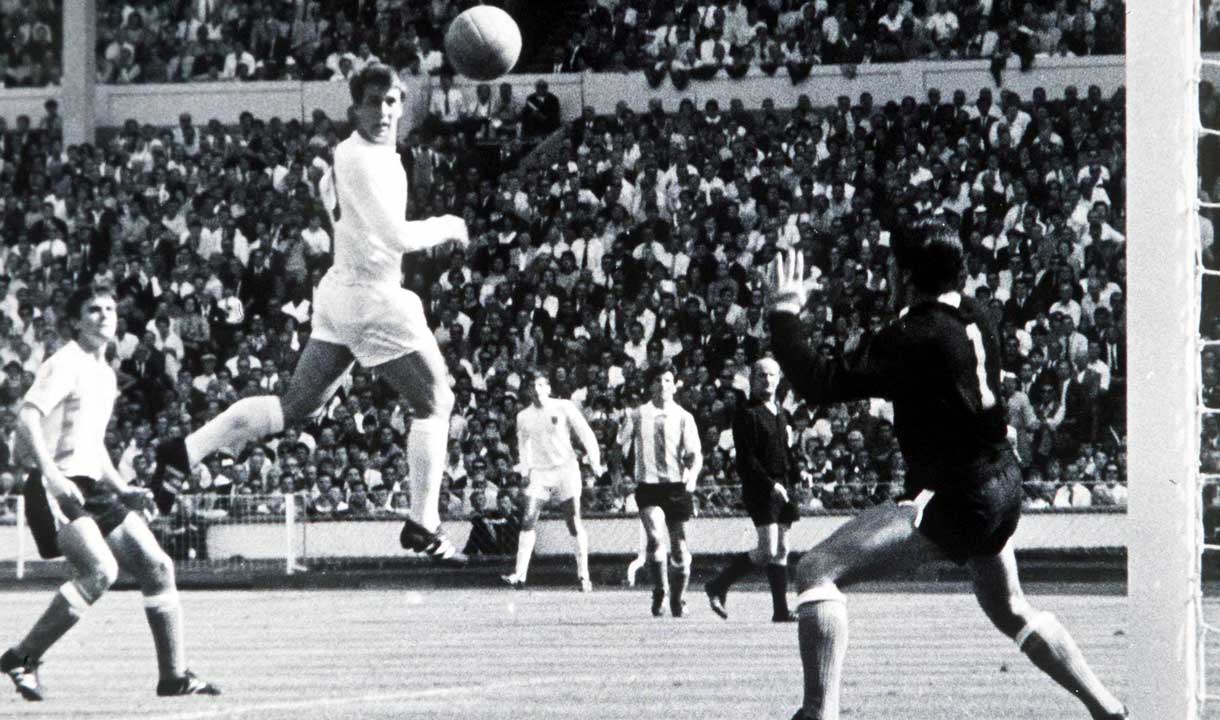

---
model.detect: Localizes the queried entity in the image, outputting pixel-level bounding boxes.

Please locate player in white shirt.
[501,371,603,591]
[150,64,470,565]
[618,362,702,617]
[3,283,219,701]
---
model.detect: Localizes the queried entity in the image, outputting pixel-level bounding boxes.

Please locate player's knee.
[520,515,537,532]
[794,551,837,592]
[415,384,454,419]
[143,551,176,592]
[79,558,118,600]
[645,536,660,556]
[983,595,1036,637]
[774,538,790,565]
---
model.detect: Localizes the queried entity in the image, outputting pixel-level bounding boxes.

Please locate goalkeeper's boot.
[1,649,43,701]
[399,517,468,567]
[151,438,191,514]
[157,670,221,697]
[501,573,526,590]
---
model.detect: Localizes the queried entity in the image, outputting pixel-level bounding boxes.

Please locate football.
[443,5,522,82]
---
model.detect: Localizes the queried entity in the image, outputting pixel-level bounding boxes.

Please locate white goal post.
[1128,1,1201,718]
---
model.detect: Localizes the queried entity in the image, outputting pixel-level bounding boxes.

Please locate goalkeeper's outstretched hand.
[766,248,808,316]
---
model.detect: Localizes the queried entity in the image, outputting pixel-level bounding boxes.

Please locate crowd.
[93,0,499,84]
[573,0,1124,87]
[0,73,1138,533]
[0,0,60,88]
[85,0,1130,86]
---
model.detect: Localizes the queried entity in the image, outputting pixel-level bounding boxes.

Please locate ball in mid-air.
[444,5,522,81]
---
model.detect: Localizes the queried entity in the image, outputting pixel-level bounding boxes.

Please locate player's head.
[66,280,118,349]
[349,63,404,145]
[891,220,964,296]
[521,368,550,405]
[750,356,781,400]
[646,361,677,404]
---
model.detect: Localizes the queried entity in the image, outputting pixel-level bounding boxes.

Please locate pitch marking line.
[144,675,584,720]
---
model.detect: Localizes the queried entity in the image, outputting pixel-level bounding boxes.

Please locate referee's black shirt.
[732,398,791,497]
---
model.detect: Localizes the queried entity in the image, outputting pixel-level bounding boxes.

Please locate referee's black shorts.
[743,489,801,527]
[24,471,132,559]
[635,482,694,523]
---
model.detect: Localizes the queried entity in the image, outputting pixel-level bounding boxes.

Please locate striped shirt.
[18,341,118,479]
[619,401,702,486]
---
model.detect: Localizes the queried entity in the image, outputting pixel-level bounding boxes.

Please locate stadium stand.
[0,69,1133,529]
[90,0,1128,85]
[0,0,62,88]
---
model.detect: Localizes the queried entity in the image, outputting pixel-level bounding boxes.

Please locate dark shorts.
[635,482,694,524]
[916,457,1024,565]
[744,490,800,527]
[24,471,132,560]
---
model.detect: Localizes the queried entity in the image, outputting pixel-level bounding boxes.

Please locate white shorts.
[524,459,583,503]
[311,274,434,367]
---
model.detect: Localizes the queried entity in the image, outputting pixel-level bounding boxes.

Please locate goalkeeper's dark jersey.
[768,293,1009,495]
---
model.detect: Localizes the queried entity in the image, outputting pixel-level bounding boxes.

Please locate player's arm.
[339,148,467,254]
[17,356,82,504]
[768,313,900,404]
[515,411,532,479]
[564,401,603,474]
[680,411,702,492]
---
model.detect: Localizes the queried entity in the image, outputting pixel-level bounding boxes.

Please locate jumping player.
[705,357,798,623]
[618,363,702,617]
[765,226,1126,720]
[502,370,603,592]
[149,63,470,564]
[3,283,219,701]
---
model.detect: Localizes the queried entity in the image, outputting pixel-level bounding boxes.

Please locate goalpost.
[1129,0,1203,717]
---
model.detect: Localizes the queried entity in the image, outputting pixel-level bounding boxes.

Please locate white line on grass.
[143,675,582,720]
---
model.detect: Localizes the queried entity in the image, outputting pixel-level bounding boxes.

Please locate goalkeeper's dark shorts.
[915,456,1024,566]
[24,470,133,559]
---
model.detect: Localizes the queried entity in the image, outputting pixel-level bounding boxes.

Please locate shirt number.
[965,324,996,410]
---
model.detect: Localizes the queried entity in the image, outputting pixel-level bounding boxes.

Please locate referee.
[706,357,798,622]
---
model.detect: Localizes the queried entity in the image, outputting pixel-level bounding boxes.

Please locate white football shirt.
[19,341,118,479]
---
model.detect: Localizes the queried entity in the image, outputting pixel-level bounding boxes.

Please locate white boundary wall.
[0,57,1123,131]
[0,511,1127,563]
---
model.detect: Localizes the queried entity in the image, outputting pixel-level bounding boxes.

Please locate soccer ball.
[444,6,522,82]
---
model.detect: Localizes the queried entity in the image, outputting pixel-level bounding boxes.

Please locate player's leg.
[666,520,691,617]
[768,523,794,622]
[2,518,118,701]
[639,506,669,616]
[561,496,592,591]
[152,339,354,512]
[791,501,942,720]
[625,524,647,587]
[968,541,1125,719]
[706,520,772,620]
[106,513,219,696]
[503,495,543,587]
[373,343,463,563]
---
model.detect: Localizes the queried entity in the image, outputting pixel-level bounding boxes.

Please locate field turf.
[0,585,1181,719]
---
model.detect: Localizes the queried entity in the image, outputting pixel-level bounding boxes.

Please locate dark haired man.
[617,362,702,617]
[150,64,471,565]
[767,225,1125,720]
[4,283,218,700]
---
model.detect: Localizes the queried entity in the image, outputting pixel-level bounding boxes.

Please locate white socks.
[515,529,537,581]
[574,526,589,581]
[406,417,448,531]
[186,396,284,466]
